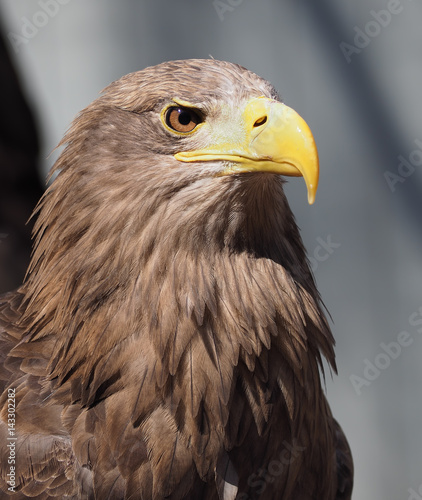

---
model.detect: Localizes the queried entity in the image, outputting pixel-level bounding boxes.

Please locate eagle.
[0,59,353,499]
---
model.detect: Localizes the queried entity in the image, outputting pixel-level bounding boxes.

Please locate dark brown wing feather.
[334,419,354,500]
[0,292,93,499]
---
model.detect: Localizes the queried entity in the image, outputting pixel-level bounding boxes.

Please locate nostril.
[253,116,267,127]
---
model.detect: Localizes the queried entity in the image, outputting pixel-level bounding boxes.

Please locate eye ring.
[165,106,202,134]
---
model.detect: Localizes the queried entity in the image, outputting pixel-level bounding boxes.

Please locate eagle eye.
[165,106,202,133]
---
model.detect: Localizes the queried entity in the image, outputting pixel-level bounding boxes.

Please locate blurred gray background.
[1,0,421,498]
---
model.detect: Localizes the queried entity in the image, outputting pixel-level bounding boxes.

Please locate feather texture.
[0,59,352,499]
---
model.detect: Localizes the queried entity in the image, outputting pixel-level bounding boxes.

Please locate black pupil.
[178,109,192,125]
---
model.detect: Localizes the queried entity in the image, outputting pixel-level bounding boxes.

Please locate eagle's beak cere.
[174,96,319,204]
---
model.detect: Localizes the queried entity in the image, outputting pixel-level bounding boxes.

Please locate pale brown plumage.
[0,59,353,499]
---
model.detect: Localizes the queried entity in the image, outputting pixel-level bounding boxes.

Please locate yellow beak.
[174,97,319,204]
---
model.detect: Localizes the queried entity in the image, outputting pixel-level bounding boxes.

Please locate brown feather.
[0,59,352,498]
